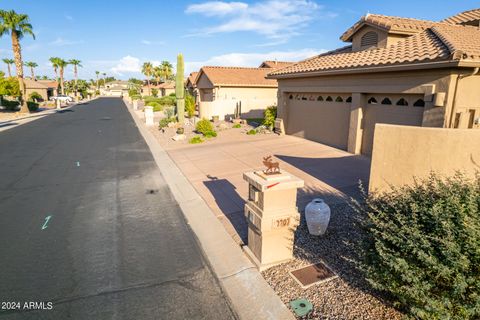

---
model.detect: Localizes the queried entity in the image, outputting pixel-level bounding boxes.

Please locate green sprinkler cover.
[289,298,313,317]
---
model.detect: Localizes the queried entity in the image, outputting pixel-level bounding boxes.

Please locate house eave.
[267,60,464,79]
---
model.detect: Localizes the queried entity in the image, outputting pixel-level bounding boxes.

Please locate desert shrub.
[185,93,195,118]
[169,93,176,97]
[159,117,176,129]
[246,129,257,135]
[27,101,39,111]
[195,118,214,135]
[263,106,277,128]
[130,94,141,100]
[204,130,217,138]
[151,88,158,97]
[233,123,241,128]
[354,173,480,320]
[189,136,204,144]
[164,107,174,118]
[143,96,161,103]
[128,88,139,97]
[28,91,43,102]
[146,101,163,112]
[160,95,176,106]
[2,99,20,111]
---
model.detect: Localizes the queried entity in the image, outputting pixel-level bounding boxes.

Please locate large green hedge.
[355,173,480,319]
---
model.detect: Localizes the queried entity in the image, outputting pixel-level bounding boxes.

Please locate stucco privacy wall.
[369,124,480,193]
[199,98,276,120]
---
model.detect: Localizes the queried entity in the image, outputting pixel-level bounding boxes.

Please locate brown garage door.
[361,96,425,156]
[286,94,351,150]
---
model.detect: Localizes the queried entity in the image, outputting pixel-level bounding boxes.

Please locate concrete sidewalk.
[124,99,294,320]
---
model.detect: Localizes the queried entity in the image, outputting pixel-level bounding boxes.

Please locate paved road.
[0,98,236,320]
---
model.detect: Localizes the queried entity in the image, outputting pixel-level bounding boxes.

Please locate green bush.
[263,106,277,128]
[247,129,257,135]
[185,93,195,118]
[151,88,159,97]
[233,123,241,128]
[27,101,39,111]
[130,94,141,100]
[164,107,174,119]
[204,130,217,138]
[2,99,20,111]
[195,118,214,135]
[28,91,43,102]
[128,88,139,97]
[354,173,480,319]
[159,117,176,129]
[146,101,163,112]
[189,136,204,144]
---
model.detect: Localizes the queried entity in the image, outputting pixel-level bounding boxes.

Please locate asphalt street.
[0,98,236,319]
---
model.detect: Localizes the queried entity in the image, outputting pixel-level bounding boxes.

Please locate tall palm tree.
[56,59,68,95]
[95,70,100,89]
[142,62,153,95]
[69,59,82,97]
[2,58,14,77]
[49,57,61,81]
[153,65,162,83]
[24,61,37,80]
[0,10,35,113]
[161,60,173,82]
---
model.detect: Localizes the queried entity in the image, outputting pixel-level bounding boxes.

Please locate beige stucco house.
[25,79,58,101]
[268,9,480,156]
[186,72,198,96]
[102,80,129,97]
[196,61,292,120]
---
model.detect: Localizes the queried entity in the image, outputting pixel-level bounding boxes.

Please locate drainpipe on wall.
[448,67,480,128]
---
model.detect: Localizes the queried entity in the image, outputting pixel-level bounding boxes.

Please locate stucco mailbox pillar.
[145,106,154,126]
[133,99,139,110]
[243,170,304,270]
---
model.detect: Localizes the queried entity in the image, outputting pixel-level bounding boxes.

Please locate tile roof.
[24,79,50,89]
[259,61,294,69]
[158,81,175,89]
[269,24,480,78]
[199,66,277,87]
[442,8,480,25]
[187,72,198,86]
[340,13,438,41]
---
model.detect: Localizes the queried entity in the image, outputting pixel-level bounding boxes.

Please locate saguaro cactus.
[176,54,185,124]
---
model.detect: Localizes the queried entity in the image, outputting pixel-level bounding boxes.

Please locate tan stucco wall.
[369,124,480,193]
[25,88,48,101]
[448,74,480,128]
[216,87,277,101]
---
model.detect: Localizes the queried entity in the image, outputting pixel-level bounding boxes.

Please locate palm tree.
[161,61,173,82]
[102,72,106,86]
[49,57,61,81]
[24,61,38,80]
[0,10,35,113]
[153,65,162,83]
[142,62,153,95]
[95,70,100,89]
[56,59,68,95]
[69,59,82,97]
[2,58,14,77]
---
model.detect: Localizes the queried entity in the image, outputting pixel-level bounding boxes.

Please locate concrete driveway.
[154,128,371,245]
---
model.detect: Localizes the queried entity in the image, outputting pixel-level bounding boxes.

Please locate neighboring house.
[186,72,198,96]
[196,61,292,120]
[25,79,58,101]
[158,81,175,97]
[102,80,129,97]
[268,9,480,156]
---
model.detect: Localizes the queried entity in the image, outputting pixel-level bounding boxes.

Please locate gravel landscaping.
[262,203,404,320]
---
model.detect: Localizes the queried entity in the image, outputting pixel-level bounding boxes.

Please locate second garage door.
[286,94,351,150]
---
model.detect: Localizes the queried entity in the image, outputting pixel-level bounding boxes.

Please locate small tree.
[151,88,158,97]
[185,93,195,118]
[354,173,480,319]
[28,91,42,102]
[263,106,277,128]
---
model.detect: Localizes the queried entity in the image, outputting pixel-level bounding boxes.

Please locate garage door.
[286,94,351,150]
[361,95,425,156]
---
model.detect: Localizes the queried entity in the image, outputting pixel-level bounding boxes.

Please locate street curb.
[123,99,295,320]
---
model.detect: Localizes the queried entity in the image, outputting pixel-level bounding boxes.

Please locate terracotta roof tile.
[187,72,198,86]
[341,14,438,41]
[443,8,480,25]
[270,24,480,78]
[259,61,294,69]
[200,66,277,87]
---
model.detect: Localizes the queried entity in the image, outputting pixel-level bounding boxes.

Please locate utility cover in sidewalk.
[289,298,313,317]
[289,262,338,289]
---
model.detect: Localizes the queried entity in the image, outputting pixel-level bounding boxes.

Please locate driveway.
[152,127,371,245]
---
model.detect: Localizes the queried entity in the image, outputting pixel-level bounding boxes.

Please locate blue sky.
[0,0,477,80]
